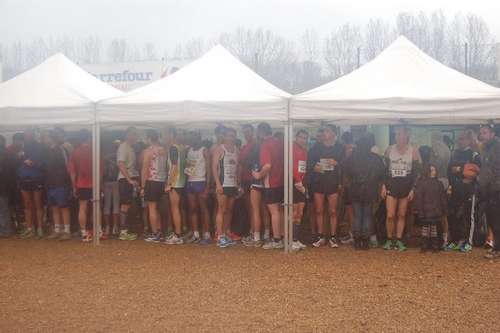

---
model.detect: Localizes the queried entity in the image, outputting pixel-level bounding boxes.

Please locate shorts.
[47,186,71,208]
[342,186,353,205]
[145,180,165,202]
[76,188,92,201]
[186,181,207,195]
[265,187,284,205]
[18,179,44,192]
[385,177,413,199]
[293,186,307,204]
[222,187,238,198]
[312,179,340,195]
[251,186,265,195]
[169,187,185,196]
[119,177,139,205]
[241,180,251,194]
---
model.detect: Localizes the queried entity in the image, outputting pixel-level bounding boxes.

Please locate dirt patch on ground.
[1,235,498,333]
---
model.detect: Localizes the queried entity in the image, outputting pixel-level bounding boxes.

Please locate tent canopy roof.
[98,45,291,128]
[291,36,500,125]
[0,53,123,129]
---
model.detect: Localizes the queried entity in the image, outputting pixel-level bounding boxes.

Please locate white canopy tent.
[98,45,296,252]
[0,53,124,245]
[98,45,290,128]
[0,53,123,130]
[290,36,500,125]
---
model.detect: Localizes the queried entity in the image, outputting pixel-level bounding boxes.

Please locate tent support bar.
[92,113,101,245]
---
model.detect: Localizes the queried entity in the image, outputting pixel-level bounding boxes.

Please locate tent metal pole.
[283,120,290,253]
[92,107,100,245]
[287,118,294,253]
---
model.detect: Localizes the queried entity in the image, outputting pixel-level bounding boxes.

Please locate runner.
[210,125,226,240]
[141,129,168,243]
[101,134,120,235]
[239,124,257,243]
[116,126,140,241]
[292,130,309,251]
[0,138,14,238]
[212,128,242,248]
[164,126,187,245]
[42,130,72,241]
[184,130,212,245]
[308,124,346,248]
[68,129,107,242]
[381,126,420,251]
[14,128,45,239]
[252,122,285,250]
[55,126,74,155]
[306,128,324,244]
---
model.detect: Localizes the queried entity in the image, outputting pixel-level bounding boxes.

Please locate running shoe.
[45,232,61,240]
[370,239,379,248]
[104,226,111,235]
[182,228,192,238]
[394,240,407,251]
[37,228,44,239]
[143,227,149,237]
[441,241,449,250]
[443,241,461,251]
[383,240,392,250]
[213,233,218,242]
[340,235,354,245]
[199,236,211,246]
[484,251,500,259]
[242,234,253,244]
[308,234,318,244]
[19,228,35,239]
[263,239,284,250]
[216,236,228,248]
[112,226,120,235]
[119,232,138,241]
[165,234,184,245]
[329,236,339,248]
[292,241,302,252]
[459,242,473,253]
[296,240,307,250]
[484,239,494,249]
[227,231,241,241]
[99,231,108,239]
[244,238,262,247]
[313,236,326,248]
[59,232,71,241]
[144,232,161,243]
[82,231,93,243]
[185,235,201,244]
[225,236,237,246]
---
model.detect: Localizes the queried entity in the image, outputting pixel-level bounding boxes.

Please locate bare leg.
[385,195,398,239]
[21,190,33,229]
[328,194,339,236]
[169,190,182,234]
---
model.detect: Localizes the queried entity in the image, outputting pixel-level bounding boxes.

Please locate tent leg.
[283,120,294,253]
[92,123,101,245]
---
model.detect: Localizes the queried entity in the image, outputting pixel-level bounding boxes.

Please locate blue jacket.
[12,140,45,180]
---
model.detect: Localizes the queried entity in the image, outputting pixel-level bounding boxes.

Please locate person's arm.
[68,156,77,197]
[211,146,223,194]
[439,181,449,217]
[203,147,212,195]
[165,146,178,193]
[408,147,421,201]
[253,143,271,180]
[254,164,271,179]
[381,146,391,199]
[140,149,152,197]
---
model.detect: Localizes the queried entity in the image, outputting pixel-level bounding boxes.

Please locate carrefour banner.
[80,59,191,92]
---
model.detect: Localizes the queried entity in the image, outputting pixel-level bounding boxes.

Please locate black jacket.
[478,137,500,196]
[344,149,385,203]
[448,147,481,195]
[414,177,449,219]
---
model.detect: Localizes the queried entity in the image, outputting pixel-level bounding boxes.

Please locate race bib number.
[391,164,407,177]
[320,158,334,171]
[298,160,306,173]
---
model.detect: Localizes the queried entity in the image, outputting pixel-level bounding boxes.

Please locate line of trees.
[1,10,498,94]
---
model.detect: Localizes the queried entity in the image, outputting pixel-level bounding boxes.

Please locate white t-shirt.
[117,142,139,179]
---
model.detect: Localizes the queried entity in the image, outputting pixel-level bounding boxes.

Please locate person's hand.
[452,166,461,173]
[129,179,139,187]
[463,178,473,185]
[24,159,35,167]
[295,182,304,192]
[202,188,210,198]
[140,188,145,197]
[381,185,387,199]
[216,184,223,195]
[407,189,414,201]
[252,170,261,179]
[17,151,25,158]
[164,184,172,193]
[314,165,322,173]
[326,158,337,166]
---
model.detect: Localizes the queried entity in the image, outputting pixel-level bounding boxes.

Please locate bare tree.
[80,36,102,64]
[428,9,447,63]
[363,18,393,62]
[10,40,25,70]
[143,42,157,61]
[324,24,362,79]
[107,38,131,63]
[26,38,50,69]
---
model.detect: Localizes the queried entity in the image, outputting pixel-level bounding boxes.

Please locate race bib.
[298,160,307,173]
[320,158,334,171]
[391,163,407,177]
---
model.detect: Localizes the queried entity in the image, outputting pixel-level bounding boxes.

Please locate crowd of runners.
[0,122,499,259]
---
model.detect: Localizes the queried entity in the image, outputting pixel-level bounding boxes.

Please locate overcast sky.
[1,0,499,55]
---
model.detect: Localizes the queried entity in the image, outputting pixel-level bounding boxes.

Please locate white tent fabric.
[0,53,123,130]
[98,45,291,128]
[291,36,500,125]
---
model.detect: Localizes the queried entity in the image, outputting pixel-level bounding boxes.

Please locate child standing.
[414,164,449,253]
